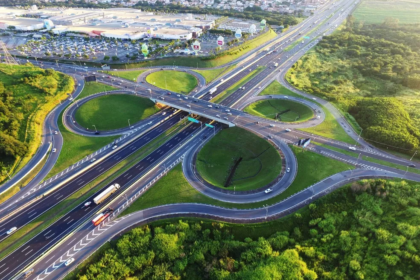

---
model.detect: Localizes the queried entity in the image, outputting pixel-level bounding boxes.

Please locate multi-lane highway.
[1,0,419,279]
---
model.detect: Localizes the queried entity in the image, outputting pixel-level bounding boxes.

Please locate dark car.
[409,164,416,168]
[95,131,100,135]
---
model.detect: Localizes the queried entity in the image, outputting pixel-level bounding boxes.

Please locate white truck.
[208,87,217,95]
[93,183,120,204]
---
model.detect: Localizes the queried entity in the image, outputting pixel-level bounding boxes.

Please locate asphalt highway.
[0,113,184,244]
[0,118,202,280]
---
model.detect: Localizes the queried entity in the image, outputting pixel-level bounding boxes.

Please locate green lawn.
[101,70,147,81]
[244,99,314,122]
[46,111,118,178]
[259,81,354,143]
[196,127,282,191]
[192,65,235,84]
[353,0,420,24]
[77,82,117,100]
[123,143,354,215]
[212,66,265,103]
[120,29,277,69]
[145,70,197,94]
[75,95,159,131]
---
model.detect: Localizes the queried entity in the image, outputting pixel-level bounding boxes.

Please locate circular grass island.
[196,127,282,192]
[145,70,197,94]
[75,95,160,131]
[244,99,314,122]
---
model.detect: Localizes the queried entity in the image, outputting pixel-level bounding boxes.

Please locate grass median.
[101,70,147,81]
[75,95,160,131]
[192,65,235,84]
[0,118,188,259]
[212,66,265,103]
[77,82,117,100]
[145,70,197,94]
[122,143,353,215]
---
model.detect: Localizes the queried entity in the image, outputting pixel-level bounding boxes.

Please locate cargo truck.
[92,208,114,226]
[208,87,217,95]
[93,183,120,205]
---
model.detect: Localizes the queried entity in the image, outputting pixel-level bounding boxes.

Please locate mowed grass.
[244,99,314,122]
[353,0,420,24]
[212,66,265,103]
[260,81,354,143]
[101,70,147,81]
[192,65,235,84]
[146,70,197,94]
[196,127,282,191]
[46,111,118,178]
[75,95,159,131]
[77,82,117,100]
[122,143,353,215]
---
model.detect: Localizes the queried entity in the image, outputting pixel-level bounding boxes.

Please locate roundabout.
[145,70,199,94]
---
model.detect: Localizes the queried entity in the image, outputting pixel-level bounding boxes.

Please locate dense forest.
[1,1,298,28]
[0,64,73,180]
[287,16,420,154]
[73,179,420,280]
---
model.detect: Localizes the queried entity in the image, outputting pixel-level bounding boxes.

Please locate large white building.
[0,7,214,40]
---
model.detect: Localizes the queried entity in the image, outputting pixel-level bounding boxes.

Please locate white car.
[6,227,17,235]
[349,146,357,151]
[286,167,290,172]
[187,104,191,108]
[285,129,291,132]
[207,105,212,108]
[52,148,57,153]
[65,258,75,266]
[90,158,96,163]
[84,201,92,207]
[112,145,118,150]
[265,188,273,194]
[54,131,58,135]
[162,112,166,116]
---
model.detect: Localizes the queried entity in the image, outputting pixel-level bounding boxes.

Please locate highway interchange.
[0,0,419,279]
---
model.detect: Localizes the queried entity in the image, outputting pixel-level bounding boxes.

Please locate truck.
[274,63,278,67]
[93,183,120,205]
[92,208,114,226]
[208,87,217,95]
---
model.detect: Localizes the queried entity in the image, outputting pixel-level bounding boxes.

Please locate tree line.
[0,64,73,170]
[287,16,420,155]
[74,179,420,280]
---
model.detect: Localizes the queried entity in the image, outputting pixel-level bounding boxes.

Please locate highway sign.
[205,123,214,128]
[304,36,310,39]
[188,117,200,123]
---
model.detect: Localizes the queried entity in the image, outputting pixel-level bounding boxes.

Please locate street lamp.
[357,128,363,141]
[410,151,418,161]
[92,125,97,132]
[128,119,131,127]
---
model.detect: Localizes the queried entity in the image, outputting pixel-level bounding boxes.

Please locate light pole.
[92,125,97,132]
[410,151,417,161]
[357,128,363,141]
[405,165,409,176]
[128,119,131,127]
[265,204,268,220]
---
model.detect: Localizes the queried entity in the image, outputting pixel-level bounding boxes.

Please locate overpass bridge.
[150,96,237,127]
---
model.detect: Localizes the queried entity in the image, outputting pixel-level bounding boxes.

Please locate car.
[6,227,17,235]
[84,201,92,207]
[78,83,81,86]
[90,158,96,163]
[269,124,275,127]
[216,114,221,117]
[187,104,191,108]
[312,97,316,100]
[256,121,260,124]
[22,269,34,279]
[54,131,58,135]
[184,96,188,100]
[409,164,416,168]
[167,92,171,95]
[52,148,56,153]
[264,188,273,194]
[193,99,198,102]
[285,128,291,132]
[349,146,356,151]
[65,258,75,266]
[258,86,262,89]
[207,105,212,108]
[177,94,180,97]
[69,97,74,101]
[112,145,118,150]
[160,97,165,100]
[224,117,228,120]
[286,167,290,172]
[162,112,166,116]
[225,109,230,112]
[215,105,220,109]
[269,95,273,98]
